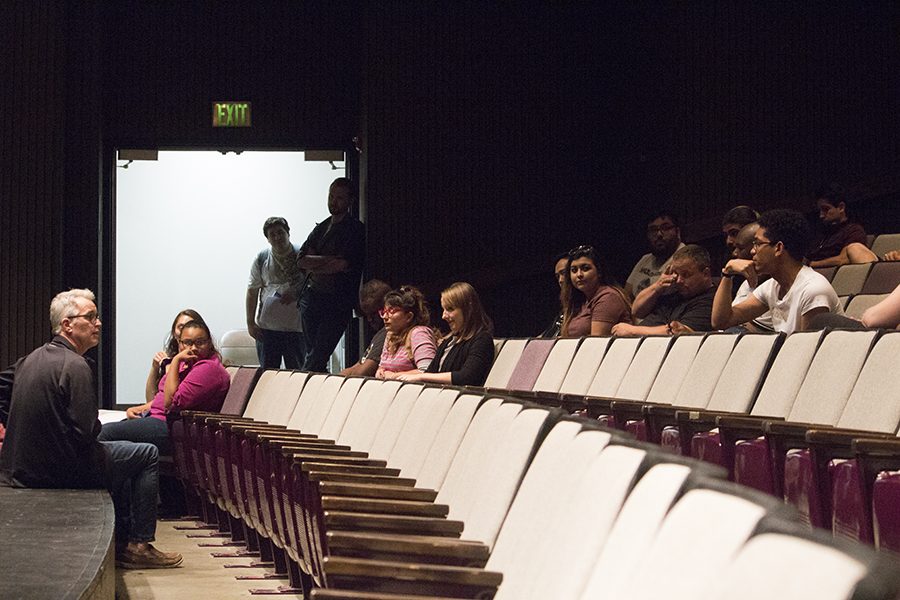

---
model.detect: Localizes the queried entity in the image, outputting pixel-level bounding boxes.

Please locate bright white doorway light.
[114,150,344,406]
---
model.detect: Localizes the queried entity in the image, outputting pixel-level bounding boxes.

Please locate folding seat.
[556,336,613,397]
[530,337,581,394]
[220,329,261,367]
[625,478,789,600]
[860,261,900,294]
[481,338,527,389]
[692,330,824,473]
[606,333,730,441]
[491,338,505,357]
[580,335,649,426]
[723,330,877,497]
[831,263,874,296]
[703,518,900,600]
[778,331,900,540]
[844,293,889,320]
[814,266,838,282]
[662,333,784,455]
[502,339,555,392]
[870,233,900,258]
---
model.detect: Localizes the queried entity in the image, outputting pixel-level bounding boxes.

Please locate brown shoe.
[116,544,183,569]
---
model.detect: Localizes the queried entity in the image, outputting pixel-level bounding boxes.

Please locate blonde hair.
[440,282,493,341]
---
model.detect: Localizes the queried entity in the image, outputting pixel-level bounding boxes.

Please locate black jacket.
[426,330,495,386]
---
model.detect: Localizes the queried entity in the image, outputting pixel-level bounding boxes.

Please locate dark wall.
[3,1,900,371]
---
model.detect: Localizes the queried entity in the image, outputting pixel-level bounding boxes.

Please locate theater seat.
[860,261,900,294]
[831,264,873,297]
[503,339,555,391]
[870,233,900,258]
[220,329,260,367]
[482,339,528,389]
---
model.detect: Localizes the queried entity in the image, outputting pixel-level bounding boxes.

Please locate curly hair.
[383,285,431,358]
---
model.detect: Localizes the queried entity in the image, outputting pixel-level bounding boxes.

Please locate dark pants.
[300,288,351,373]
[256,328,306,369]
[99,415,172,456]
[100,440,159,544]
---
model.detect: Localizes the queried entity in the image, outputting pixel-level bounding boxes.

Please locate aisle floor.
[116,519,305,599]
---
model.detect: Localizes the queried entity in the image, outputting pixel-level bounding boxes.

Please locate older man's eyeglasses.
[67,312,100,324]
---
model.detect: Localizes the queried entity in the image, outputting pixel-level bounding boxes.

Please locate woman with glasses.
[395,282,495,386]
[375,286,438,380]
[99,318,230,455]
[129,309,204,420]
[561,245,632,336]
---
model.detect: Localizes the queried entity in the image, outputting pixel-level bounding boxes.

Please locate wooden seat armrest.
[324,512,463,537]
[582,395,616,415]
[529,391,562,406]
[292,454,385,466]
[301,464,402,478]
[608,400,645,419]
[312,589,468,600]
[281,447,368,459]
[319,482,438,503]
[251,430,318,441]
[806,428,896,448]
[644,404,678,418]
[325,531,489,565]
[321,556,501,592]
[226,421,280,432]
[309,472,415,487]
[322,496,448,518]
[764,421,822,437]
[716,415,774,432]
[852,437,900,456]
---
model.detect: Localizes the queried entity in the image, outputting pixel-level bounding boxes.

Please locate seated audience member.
[100,318,230,455]
[624,210,685,300]
[375,286,438,380]
[130,309,203,420]
[0,289,182,569]
[341,279,391,377]
[810,282,900,330]
[397,282,495,386]
[612,244,715,336]
[540,252,569,337]
[806,183,877,267]
[728,223,774,332]
[560,245,632,336]
[713,209,842,334]
[721,205,759,256]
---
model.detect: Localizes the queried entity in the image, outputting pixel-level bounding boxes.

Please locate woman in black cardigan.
[397,282,495,386]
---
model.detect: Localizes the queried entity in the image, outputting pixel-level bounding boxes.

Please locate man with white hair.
[0,289,183,569]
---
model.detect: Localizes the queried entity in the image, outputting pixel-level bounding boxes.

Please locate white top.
[751,266,842,334]
[626,243,685,296]
[733,279,774,331]
[248,247,303,332]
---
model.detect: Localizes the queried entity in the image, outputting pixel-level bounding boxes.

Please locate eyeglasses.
[647,223,677,235]
[751,240,774,249]
[568,245,594,257]
[67,312,100,324]
[179,337,210,348]
[379,307,404,319]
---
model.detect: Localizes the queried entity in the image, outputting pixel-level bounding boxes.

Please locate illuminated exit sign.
[212,101,251,127]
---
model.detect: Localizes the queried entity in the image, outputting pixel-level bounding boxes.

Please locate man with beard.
[624,211,685,301]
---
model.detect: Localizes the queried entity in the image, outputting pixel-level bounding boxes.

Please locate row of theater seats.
[484,331,900,553]
[169,356,899,599]
[814,259,900,297]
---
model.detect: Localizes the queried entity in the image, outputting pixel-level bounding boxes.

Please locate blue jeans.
[300,288,351,373]
[99,415,171,456]
[101,440,159,544]
[256,328,306,369]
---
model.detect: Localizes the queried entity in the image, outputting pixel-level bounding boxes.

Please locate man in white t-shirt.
[625,211,685,301]
[712,209,842,334]
[246,217,306,369]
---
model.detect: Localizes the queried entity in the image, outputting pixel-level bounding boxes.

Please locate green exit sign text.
[212,102,251,127]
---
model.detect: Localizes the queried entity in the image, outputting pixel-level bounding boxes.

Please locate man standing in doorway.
[246,217,306,369]
[298,178,366,372]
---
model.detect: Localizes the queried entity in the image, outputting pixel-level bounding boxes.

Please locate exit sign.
[212,101,251,127]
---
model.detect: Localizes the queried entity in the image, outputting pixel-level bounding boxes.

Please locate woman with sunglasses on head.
[375,286,438,380]
[397,282,495,386]
[561,245,632,336]
[99,318,231,455]
[129,309,204,420]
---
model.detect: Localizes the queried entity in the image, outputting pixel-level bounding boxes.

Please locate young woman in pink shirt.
[375,286,437,380]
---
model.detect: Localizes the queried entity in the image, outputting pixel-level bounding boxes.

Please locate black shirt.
[0,336,105,489]
[299,214,365,300]
[641,286,716,332]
